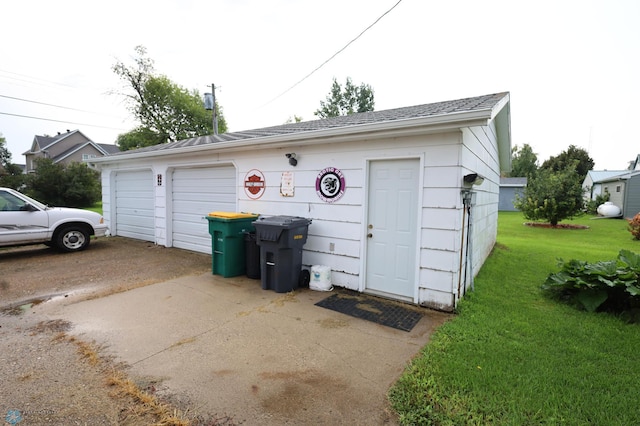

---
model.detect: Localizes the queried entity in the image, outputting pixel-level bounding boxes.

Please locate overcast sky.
[1,0,638,170]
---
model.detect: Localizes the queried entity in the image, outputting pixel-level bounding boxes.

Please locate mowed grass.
[85,201,102,215]
[390,212,640,425]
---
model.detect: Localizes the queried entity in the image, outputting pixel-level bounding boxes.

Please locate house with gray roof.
[499,177,527,211]
[583,170,628,201]
[592,170,640,218]
[91,92,511,311]
[23,129,119,172]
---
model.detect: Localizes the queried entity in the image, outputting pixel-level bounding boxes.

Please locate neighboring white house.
[583,170,628,201]
[594,170,640,218]
[91,92,511,311]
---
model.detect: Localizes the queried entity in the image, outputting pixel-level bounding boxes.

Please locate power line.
[0,68,81,90]
[0,111,128,131]
[0,94,122,117]
[261,0,403,107]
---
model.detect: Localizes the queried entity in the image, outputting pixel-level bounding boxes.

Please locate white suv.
[0,187,109,252]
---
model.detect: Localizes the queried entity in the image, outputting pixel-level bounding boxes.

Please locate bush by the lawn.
[543,249,640,321]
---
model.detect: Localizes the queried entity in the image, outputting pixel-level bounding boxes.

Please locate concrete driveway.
[39,272,450,425]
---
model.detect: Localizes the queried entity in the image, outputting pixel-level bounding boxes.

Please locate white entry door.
[365,159,420,299]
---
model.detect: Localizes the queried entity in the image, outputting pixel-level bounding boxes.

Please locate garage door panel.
[172,166,236,254]
[116,198,154,209]
[173,179,235,190]
[115,170,154,242]
[116,211,154,227]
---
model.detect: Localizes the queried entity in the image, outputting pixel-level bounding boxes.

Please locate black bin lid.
[254,215,312,229]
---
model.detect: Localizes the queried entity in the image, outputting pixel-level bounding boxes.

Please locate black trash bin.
[244,232,261,279]
[254,215,312,293]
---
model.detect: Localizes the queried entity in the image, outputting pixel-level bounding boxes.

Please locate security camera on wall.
[285,153,297,166]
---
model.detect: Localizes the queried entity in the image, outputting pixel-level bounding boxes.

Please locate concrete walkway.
[40,273,450,425]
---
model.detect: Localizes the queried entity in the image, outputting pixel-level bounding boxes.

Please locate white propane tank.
[597,202,621,217]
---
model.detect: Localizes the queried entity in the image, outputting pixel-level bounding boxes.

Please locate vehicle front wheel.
[54,226,90,252]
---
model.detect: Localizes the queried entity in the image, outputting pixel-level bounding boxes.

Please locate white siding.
[458,123,501,302]
[100,120,504,311]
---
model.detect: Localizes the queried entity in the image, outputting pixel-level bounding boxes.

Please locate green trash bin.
[206,212,258,277]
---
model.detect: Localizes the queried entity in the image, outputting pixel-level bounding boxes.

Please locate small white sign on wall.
[280,171,294,197]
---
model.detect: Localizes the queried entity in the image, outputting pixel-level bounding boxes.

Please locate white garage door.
[172,166,236,253]
[115,170,155,241]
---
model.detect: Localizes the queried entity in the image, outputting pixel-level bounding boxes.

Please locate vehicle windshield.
[6,189,49,210]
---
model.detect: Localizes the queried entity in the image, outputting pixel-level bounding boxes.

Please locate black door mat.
[314,292,423,332]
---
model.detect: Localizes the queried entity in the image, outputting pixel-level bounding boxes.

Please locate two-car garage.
[112,165,236,254]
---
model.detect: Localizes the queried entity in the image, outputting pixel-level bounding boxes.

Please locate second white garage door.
[171,166,236,254]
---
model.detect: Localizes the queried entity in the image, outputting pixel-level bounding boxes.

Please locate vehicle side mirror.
[23,203,39,212]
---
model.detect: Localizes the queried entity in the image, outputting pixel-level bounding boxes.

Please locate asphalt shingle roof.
[119,92,509,155]
[98,144,121,154]
[500,177,527,186]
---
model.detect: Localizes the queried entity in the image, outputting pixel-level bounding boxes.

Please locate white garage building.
[92,92,511,311]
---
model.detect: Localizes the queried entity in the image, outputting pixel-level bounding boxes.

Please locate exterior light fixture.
[285,153,297,166]
[463,173,484,186]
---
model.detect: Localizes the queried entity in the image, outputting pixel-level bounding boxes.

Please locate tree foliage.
[115,126,167,151]
[509,144,538,177]
[113,46,227,151]
[515,164,585,226]
[314,77,374,118]
[0,163,26,190]
[26,158,100,207]
[541,145,594,179]
[0,133,26,189]
[0,133,10,168]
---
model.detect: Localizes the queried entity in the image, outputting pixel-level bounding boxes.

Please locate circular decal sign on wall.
[316,167,346,203]
[244,169,266,199]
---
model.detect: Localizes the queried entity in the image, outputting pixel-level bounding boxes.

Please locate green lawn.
[390,212,640,425]
[85,201,102,215]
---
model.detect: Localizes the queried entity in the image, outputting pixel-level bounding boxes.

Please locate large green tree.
[509,143,538,178]
[541,145,594,179]
[26,158,100,207]
[515,163,585,226]
[314,77,374,118]
[113,46,227,151]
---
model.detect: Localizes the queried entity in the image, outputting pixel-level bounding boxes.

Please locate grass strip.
[390,212,640,425]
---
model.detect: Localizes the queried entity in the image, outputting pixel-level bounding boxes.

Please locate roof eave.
[92,109,494,164]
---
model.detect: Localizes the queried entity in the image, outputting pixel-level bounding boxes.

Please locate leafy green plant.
[543,249,640,318]
[627,213,640,240]
[585,192,610,214]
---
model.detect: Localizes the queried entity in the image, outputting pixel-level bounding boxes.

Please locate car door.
[0,189,49,244]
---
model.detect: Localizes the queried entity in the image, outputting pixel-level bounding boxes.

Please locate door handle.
[367,233,373,238]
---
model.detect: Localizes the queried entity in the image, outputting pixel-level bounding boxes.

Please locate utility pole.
[211,83,218,135]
